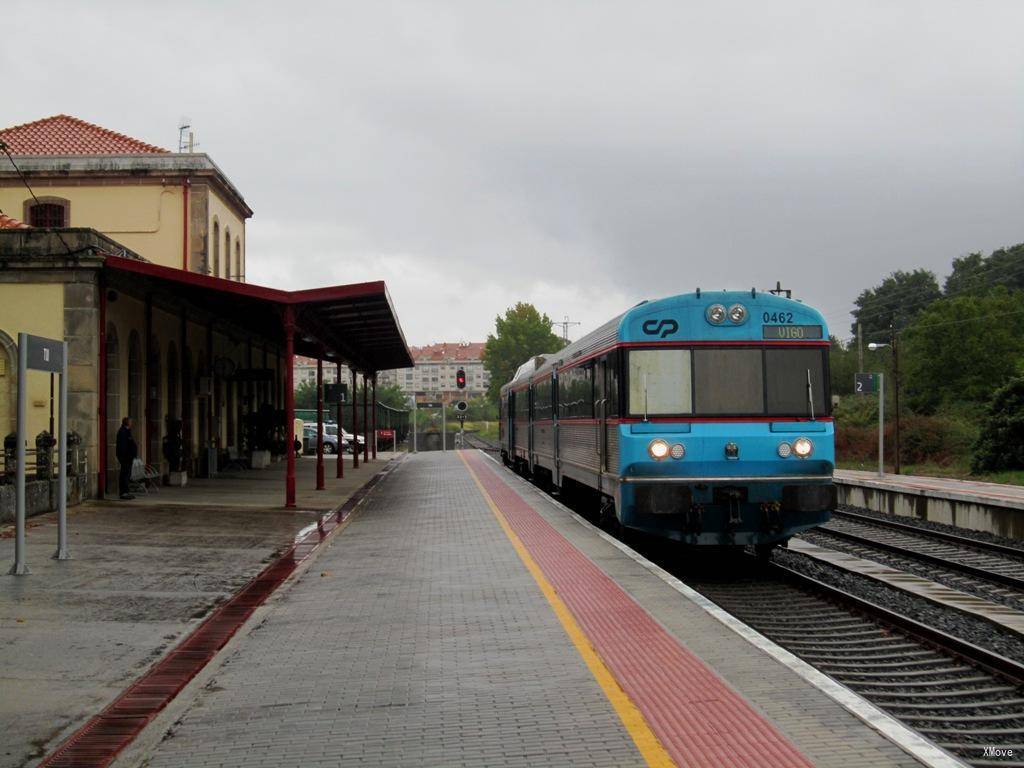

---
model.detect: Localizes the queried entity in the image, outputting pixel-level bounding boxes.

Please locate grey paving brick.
[140,453,644,768]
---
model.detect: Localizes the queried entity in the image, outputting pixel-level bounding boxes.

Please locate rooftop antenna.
[769,280,792,299]
[551,315,581,343]
[177,117,197,153]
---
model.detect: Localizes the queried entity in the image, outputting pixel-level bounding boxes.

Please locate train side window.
[558,365,594,419]
[533,376,553,420]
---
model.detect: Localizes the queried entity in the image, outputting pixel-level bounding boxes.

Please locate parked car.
[303,425,339,454]
[325,423,364,454]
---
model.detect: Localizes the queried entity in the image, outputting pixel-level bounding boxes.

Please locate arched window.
[224,227,231,279]
[211,219,220,277]
[105,323,121,493]
[235,239,242,282]
[25,196,69,228]
[128,331,142,426]
[0,331,17,436]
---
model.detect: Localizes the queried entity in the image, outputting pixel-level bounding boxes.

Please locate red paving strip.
[464,451,814,768]
[39,458,402,768]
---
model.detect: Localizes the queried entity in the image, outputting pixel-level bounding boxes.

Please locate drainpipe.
[181,177,190,271]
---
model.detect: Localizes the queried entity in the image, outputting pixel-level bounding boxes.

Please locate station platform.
[109,451,941,768]
[834,469,1024,538]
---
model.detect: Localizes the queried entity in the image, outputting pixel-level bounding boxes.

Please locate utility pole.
[857,322,864,372]
[551,315,580,343]
[891,322,902,475]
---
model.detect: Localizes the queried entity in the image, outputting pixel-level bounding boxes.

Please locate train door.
[507,391,515,459]
[596,358,607,494]
[552,370,561,487]
[527,385,535,475]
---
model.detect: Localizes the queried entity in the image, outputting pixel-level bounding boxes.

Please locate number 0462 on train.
[499,289,835,553]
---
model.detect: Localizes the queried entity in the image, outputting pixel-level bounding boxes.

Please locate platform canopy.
[103,255,413,372]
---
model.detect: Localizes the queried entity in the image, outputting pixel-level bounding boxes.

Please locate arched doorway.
[182,347,193,473]
[0,331,16,438]
[147,335,161,465]
[105,323,121,493]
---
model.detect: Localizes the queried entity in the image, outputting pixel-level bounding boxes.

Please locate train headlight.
[648,439,670,460]
[670,443,686,460]
[706,304,726,324]
[728,304,747,324]
[793,437,813,458]
[777,442,792,458]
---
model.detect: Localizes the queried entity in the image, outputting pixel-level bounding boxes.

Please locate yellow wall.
[207,188,246,281]
[0,284,65,441]
[0,184,186,270]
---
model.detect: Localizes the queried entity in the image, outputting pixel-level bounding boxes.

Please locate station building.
[0,115,411,508]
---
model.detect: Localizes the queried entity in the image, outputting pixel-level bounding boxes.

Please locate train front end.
[615,291,835,548]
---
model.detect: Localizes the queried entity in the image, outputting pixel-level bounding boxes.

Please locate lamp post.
[868,339,901,475]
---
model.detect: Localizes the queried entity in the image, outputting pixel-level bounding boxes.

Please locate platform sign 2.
[855,372,879,395]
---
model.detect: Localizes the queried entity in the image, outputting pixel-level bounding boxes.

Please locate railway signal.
[454,400,468,412]
[456,368,466,389]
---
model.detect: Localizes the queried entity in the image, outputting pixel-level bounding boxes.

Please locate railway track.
[804,511,1024,611]
[461,433,500,453]
[693,562,1024,767]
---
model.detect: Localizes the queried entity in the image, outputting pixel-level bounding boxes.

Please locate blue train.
[499,289,835,552]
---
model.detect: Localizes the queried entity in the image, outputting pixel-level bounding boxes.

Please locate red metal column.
[362,373,369,464]
[97,275,107,499]
[351,369,359,469]
[371,373,377,460]
[144,295,154,465]
[336,362,344,478]
[284,307,296,508]
[316,357,325,490]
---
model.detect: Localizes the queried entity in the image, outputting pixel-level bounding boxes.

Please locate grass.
[836,458,1024,486]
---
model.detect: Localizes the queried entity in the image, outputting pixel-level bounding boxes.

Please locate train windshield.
[628,347,827,417]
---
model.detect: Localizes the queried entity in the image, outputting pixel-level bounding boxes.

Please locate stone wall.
[0,473,90,523]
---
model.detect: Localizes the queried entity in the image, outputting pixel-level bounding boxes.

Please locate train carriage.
[499,289,835,550]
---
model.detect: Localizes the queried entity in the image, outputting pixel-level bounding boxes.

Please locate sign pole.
[412,397,417,453]
[55,341,70,560]
[878,373,885,478]
[10,333,29,575]
[441,393,446,453]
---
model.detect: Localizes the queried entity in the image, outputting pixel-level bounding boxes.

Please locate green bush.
[971,377,1024,473]
[835,412,975,467]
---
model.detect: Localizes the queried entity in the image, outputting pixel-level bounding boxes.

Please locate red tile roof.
[0,114,169,155]
[0,213,29,229]
[411,342,485,362]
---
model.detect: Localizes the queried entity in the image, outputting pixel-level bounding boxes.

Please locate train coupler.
[760,501,783,533]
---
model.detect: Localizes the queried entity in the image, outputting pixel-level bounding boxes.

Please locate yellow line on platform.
[458,452,675,768]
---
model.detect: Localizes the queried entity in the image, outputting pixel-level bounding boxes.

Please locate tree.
[971,376,1024,473]
[851,269,942,340]
[828,335,858,396]
[482,303,565,402]
[294,379,318,410]
[901,287,1024,410]
[945,244,1024,296]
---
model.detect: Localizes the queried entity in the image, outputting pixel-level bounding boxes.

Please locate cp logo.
[642,319,678,338]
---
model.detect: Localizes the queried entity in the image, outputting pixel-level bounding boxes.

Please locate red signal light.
[456,368,466,389]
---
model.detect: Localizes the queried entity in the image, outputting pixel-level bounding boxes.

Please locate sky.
[4,1,1023,346]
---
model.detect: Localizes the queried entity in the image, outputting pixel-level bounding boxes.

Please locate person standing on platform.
[116,416,137,500]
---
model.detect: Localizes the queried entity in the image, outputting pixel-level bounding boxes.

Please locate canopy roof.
[104,255,412,372]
